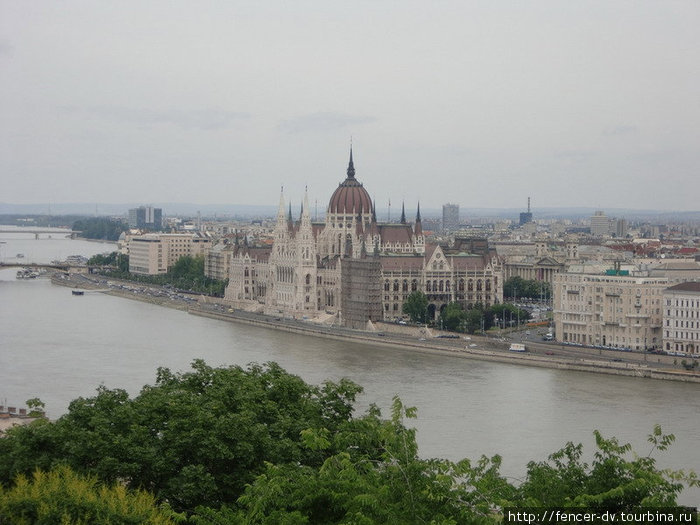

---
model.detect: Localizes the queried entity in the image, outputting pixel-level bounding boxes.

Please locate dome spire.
[346,145,355,179]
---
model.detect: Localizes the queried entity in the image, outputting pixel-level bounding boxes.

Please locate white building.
[224,150,502,321]
[128,233,212,275]
[553,269,667,350]
[663,282,700,356]
[590,211,610,237]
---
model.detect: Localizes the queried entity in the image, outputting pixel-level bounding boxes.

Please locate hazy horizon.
[2,2,699,211]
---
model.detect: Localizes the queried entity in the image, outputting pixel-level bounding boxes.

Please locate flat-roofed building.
[590,211,610,237]
[205,242,236,281]
[128,233,213,275]
[553,269,667,351]
[663,281,700,356]
[442,203,459,233]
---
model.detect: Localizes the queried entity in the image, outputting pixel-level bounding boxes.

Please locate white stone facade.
[663,282,700,356]
[553,270,667,350]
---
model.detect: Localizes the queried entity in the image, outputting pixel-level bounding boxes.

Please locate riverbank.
[55,273,700,384]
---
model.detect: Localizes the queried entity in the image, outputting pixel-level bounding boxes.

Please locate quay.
[52,273,700,384]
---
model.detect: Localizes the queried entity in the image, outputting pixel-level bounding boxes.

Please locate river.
[0,227,698,504]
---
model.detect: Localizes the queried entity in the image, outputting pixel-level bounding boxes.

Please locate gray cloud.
[604,125,639,136]
[553,149,595,161]
[279,112,377,134]
[63,106,250,131]
[0,39,13,56]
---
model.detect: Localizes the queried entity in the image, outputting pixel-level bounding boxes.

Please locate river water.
[1,227,698,504]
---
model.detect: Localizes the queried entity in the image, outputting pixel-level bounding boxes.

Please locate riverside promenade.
[53,273,700,384]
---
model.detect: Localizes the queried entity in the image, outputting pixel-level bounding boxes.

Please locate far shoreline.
[53,273,700,385]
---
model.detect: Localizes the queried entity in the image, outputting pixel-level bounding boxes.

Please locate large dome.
[328,150,372,215]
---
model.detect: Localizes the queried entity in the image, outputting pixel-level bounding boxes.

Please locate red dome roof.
[328,149,372,215]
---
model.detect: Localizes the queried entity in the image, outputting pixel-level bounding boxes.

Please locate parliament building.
[223,150,503,327]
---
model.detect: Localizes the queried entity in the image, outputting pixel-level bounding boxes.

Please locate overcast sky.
[1,1,699,212]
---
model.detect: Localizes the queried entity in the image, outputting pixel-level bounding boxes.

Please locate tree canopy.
[72,217,128,241]
[503,276,552,302]
[0,362,696,523]
[402,291,428,323]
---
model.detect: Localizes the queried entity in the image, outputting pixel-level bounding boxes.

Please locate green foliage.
[490,303,531,326]
[464,307,485,334]
[25,397,46,418]
[193,397,515,524]
[1,363,696,523]
[0,361,364,514]
[87,251,129,272]
[72,218,128,241]
[503,276,552,302]
[92,253,227,296]
[402,291,428,323]
[515,426,698,509]
[440,302,466,331]
[0,465,182,524]
[438,302,529,334]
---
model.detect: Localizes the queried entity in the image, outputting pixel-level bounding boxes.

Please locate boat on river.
[71,290,85,296]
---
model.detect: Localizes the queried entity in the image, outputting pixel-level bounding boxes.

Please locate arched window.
[439,281,444,292]
[445,281,451,292]
[477,280,483,291]
[459,279,464,291]
[411,280,418,292]
[393,280,399,292]
[402,280,408,292]
[305,274,311,285]
[468,280,474,292]
[426,281,432,292]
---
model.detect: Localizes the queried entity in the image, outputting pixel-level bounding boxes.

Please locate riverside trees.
[0,362,696,523]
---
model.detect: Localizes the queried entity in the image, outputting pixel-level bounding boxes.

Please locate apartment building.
[663,282,700,356]
[553,269,667,351]
[128,233,212,275]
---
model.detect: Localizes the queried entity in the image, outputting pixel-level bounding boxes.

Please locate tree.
[72,218,128,241]
[490,303,531,327]
[464,308,485,334]
[191,397,516,524]
[503,276,552,302]
[0,361,365,514]
[0,465,182,524]
[402,291,428,323]
[1,364,697,522]
[440,301,466,331]
[514,425,698,509]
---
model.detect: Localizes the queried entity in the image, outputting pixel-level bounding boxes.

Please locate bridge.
[0,262,72,271]
[0,229,80,239]
[0,261,117,274]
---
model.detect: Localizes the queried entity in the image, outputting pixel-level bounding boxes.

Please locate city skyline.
[1,2,699,210]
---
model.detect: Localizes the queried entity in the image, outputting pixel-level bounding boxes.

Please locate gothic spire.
[346,146,355,179]
[288,202,293,224]
[400,201,406,224]
[414,202,423,236]
[276,187,286,228]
